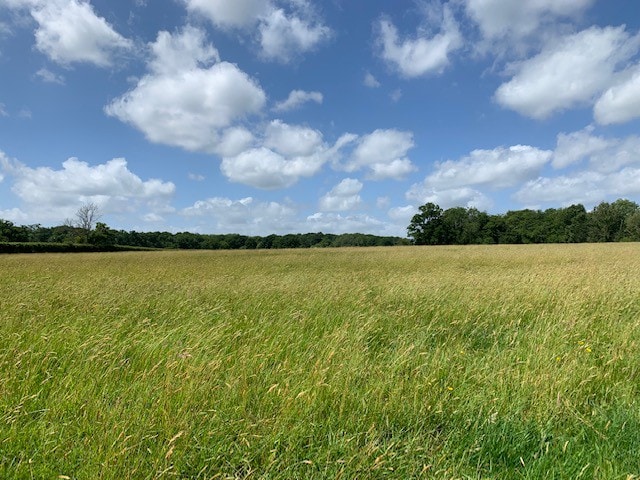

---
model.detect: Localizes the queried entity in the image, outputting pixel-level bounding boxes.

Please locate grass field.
[1,245,640,479]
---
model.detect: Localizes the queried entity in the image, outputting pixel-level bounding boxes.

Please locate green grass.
[1,245,640,479]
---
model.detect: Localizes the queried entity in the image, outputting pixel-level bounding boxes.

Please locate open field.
[1,245,640,479]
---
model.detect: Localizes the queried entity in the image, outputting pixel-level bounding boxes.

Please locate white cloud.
[220,146,325,190]
[184,0,330,62]
[594,65,640,125]
[465,0,595,43]
[188,173,205,181]
[35,67,65,84]
[515,172,605,206]
[182,0,269,28]
[518,129,640,207]
[0,103,7,117]
[425,145,552,190]
[7,0,133,67]
[553,126,611,169]
[148,25,219,75]
[388,205,416,223]
[105,27,266,153]
[495,26,640,119]
[319,178,363,211]
[553,127,640,172]
[273,89,323,112]
[181,196,298,235]
[263,120,323,157]
[364,72,381,88]
[377,6,462,78]
[216,127,256,158]
[219,121,353,189]
[259,7,331,63]
[1,155,175,222]
[344,129,416,180]
[406,184,493,211]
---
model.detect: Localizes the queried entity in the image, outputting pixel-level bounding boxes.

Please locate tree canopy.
[407,199,640,245]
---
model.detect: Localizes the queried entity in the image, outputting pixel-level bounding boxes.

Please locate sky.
[1,0,640,237]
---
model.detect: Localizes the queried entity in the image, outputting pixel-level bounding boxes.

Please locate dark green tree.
[407,203,444,245]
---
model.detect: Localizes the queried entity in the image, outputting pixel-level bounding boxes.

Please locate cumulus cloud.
[425,145,552,190]
[183,0,269,28]
[221,146,325,190]
[105,27,266,154]
[376,6,462,78]
[263,120,323,157]
[319,178,363,211]
[0,155,175,222]
[495,26,640,119]
[594,65,640,125]
[184,0,330,62]
[517,129,640,207]
[6,0,132,67]
[343,129,416,180]
[465,0,595,43]
[406,184,493,211]
[553,127,640,172]
[259,7,331,62]
[220,121,354,189]
[181,196,297,234]
[387,205,416,223]
[273,89,323,112]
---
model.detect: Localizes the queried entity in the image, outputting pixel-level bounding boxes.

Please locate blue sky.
[1,0,639,236]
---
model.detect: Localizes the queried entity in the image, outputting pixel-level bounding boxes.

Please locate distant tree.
[88,222,116,246]
[74,202,101,241]
[407,203,444,245]
[588,200,639,242]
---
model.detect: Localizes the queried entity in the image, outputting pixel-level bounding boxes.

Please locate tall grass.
[1,245,640,478]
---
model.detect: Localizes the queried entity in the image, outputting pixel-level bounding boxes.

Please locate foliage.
[408,199,640,245]
[1,245,640,478]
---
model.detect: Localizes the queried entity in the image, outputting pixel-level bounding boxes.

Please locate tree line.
[0,220,408,250]
[407,199,640,245]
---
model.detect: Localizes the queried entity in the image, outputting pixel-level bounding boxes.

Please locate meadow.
[1,244,639,479]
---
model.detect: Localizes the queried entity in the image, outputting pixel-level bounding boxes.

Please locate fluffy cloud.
[105,27,266,153]
[0,155,175,222]
[553,127,640,172]
[184,0,330,62]
[220,121,355,189]
[465,0,594,43]
[495,26,640,119]
[273,90,323,112]
[406,184,493,211]
[259,7,331,62]
[183,0,269,28]
[594,65,640,125]
[181,196,297,234]
[319,178,363,211]
[221,146,325,190]
[553,127,612,169]
[343,129,416,180]
[425,145,552,190]
[518,129,640,207]
[376,6,462,78]
[6,0,132,66]
[263,120,323,156]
